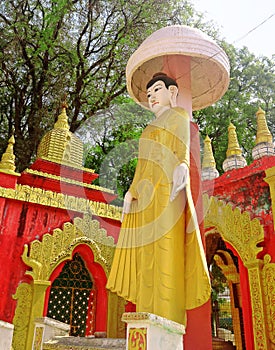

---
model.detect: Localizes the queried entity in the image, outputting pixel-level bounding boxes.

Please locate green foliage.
[0,0,199,170]
[77,101,153,202]
[0,0,274,185]
[194,45,275,173]
[211,259,227,302]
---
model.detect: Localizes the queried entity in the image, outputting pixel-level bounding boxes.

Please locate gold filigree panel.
[0,184,121,221]
[128,328,147,350]
[214,251,239,283]
[203,194,264,264]
[262,254,275,347]
[12,283,33,350]
[22,214,115,280]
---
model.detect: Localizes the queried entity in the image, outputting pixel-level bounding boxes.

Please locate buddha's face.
[147,80,172,115]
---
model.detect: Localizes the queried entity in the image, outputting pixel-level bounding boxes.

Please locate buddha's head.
[146,72,178,116]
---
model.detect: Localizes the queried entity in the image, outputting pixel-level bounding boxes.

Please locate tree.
[193,45,275,173]
[76,101,153,203]
[0,0,211,171]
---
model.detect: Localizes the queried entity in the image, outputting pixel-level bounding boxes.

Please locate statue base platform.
[0,320,14,350]
[122,312,185,350]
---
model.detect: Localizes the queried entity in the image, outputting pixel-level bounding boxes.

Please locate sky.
[191,0,275,58]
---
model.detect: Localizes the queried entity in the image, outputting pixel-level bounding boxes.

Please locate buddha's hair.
[146,72,178,90]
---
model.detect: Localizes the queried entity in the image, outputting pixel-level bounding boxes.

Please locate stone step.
[43,336,126,350]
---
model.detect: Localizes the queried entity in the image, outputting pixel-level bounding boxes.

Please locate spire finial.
[255,107,272,144]
[0,134,20,175]
[201,135,219,180]
[252,107,274,159]
[54,96,70,130]
[226,123,242,157]
[223,122,247,172]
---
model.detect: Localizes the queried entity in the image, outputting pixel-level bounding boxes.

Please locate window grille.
[47,253,96,336]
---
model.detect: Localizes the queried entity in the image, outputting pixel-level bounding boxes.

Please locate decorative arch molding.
[12,214,116,350]
[203,194,275,350]
[214,251,239,284]
[203,194,264,264]
[21,214,115,279]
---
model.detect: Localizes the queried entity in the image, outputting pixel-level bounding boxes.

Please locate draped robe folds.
[106,107,211,325]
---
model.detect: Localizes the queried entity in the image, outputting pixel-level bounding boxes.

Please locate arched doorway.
[47,252,96,336]
[207,232,245,349]
[203,194,270,349]
[12,215,119,350]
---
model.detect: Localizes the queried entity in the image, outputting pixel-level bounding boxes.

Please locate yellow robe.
[107,107,210,325]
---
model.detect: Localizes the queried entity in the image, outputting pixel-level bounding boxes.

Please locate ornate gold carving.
[214,252,239,283]
[264,167,275,231]
[13,216,116,350]
[214,253,243,350]
[204,195,270,349]
[12,283,33,350]
[24,168,114,194]
[203,195,264,264]
[22,214,115,279]
[37,106,84,167]
[32,326,44,350]
[107,292,127,339]
[262,254,275,347]
[248,263,269,350]
[0,184,121,221]
[128,328,147,350]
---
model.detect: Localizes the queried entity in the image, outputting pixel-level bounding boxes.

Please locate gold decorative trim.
[214,251,239,283]
[0,184,121,221]
[22,214,115,279]
[203,194,264,264]
[128,328,147,350]
[22,215,115,281]
[264,167,275,230]
[25,168,114,194]
[38,156,95,173]
[204,194,269,350]
[122,312,185,334]
[262,254,275,346]
[13,215,116,350]
[12,283,33,350]
[248,263,269,349]
[214,252,243,350]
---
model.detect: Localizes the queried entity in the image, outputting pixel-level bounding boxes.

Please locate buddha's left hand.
[170,163,189,201]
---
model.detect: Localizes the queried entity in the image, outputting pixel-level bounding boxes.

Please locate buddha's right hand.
[121,191,133,222]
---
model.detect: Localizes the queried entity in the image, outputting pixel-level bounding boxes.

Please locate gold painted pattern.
[128,328,147,350]
[12,283,33,350]
[248,266,269,350]
[0,184,121,221]
[262,254,275,347]
[203,194,264,264]
[25,168,114,194]
[22,214,115,279]
[33,326,44,350]
[204,194,269,349]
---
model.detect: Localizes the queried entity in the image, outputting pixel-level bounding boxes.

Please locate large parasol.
[126,25,230,111]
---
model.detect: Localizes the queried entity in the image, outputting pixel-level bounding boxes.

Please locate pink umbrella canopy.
[126,25,230,111]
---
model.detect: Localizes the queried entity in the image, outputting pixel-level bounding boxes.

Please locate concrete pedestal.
[0,320,14,350]
[32,317,70,349]
[122,312,185,350]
